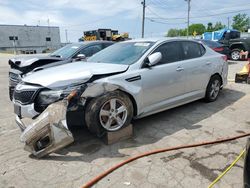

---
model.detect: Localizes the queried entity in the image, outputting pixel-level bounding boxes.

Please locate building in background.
[0,24,61,54]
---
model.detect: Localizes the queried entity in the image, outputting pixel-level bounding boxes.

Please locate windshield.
[50,43,82,59]
[88,42,154,65]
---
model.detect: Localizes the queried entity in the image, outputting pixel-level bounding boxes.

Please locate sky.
[0,0,249,42]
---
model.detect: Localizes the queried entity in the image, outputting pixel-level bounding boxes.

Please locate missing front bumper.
[19,100,74,158]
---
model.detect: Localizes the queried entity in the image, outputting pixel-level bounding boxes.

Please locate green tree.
[207,22,213,32]
[166,29,180,37]
[232,13,250,32]
[213,22,226,30]
[180,29,187,36]
[188,24,206,35]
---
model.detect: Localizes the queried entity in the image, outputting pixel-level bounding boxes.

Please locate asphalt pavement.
[0,55,250,188]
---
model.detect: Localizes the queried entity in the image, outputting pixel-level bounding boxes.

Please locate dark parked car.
[197,39,230,59]
[244,138,250,188]
[8,41,114,100]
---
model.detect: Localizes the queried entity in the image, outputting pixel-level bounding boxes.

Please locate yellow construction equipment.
[82,29,129,42]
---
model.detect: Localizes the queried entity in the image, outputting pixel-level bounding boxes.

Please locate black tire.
[230,48,241,61]
[85,90,133,137]
[205,75,222,102]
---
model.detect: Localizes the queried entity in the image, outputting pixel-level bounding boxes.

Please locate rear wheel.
[205,75,222,102]
[85,90,133,137]
[230,49,241,61]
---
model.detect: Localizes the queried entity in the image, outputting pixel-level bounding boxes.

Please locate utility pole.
[227,17,230,29]
[141,0,146,38]
[65,29,68,43]
[185,0,191,38]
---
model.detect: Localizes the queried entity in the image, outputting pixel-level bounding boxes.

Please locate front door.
[140,41,186,113]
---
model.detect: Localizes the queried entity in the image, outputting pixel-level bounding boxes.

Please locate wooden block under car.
[103,124,133,145]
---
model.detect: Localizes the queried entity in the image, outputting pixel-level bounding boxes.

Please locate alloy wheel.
[99,98,128,131]
[231,51,240,60]
[209,80,220,100]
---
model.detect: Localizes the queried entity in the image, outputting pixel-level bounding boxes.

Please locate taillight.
[213,47,224,52]
[221,55,227,61]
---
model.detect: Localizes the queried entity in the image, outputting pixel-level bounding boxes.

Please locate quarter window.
[153,42,182,64]
[181,42,203,60]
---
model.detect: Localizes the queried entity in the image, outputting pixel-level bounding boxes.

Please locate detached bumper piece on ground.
[17,100,74,158]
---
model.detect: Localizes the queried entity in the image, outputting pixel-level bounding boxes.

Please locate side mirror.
[147,52,162,67]
[76,54,86,60]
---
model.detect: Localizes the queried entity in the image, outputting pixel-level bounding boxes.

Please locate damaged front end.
[19,100,74,158]
[17,82,125,158]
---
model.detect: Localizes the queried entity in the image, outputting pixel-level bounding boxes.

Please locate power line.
[191,1,250,13]
[148,0,250,13]
[146,18,186,25]
[147,8,250,21]
[60,6,141,28]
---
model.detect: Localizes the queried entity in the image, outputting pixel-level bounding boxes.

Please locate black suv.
[8,41,114,100]
[218,30,250,60]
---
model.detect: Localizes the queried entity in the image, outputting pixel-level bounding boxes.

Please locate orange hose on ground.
[81,132,250,188]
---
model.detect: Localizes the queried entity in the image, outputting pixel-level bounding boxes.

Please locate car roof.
[70,40,114,46]
[122,37,200,44]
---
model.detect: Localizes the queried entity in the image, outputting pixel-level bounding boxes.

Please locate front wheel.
[230,49,241,61]
[205,75,222,102]
[85,90,133,137]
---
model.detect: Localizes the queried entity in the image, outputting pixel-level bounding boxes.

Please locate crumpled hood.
[9,55,62,68]
[23,62,128,88]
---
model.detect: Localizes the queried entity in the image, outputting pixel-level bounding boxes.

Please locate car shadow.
[38,88,245,162]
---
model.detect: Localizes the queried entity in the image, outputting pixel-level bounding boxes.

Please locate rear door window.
[153,42,182,65]
[181,41,204,60]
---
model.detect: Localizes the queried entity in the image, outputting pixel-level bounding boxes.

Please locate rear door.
[140,41,186,111]
[180,41,211,94]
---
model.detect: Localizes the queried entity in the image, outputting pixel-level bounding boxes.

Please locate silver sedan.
[13,38,228,157]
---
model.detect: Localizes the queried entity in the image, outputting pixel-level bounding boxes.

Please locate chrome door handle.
[176,67,184,71]
[206,62,211,65]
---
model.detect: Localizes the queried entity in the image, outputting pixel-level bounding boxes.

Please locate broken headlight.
[37,85,85,106]
[37,89,64,105]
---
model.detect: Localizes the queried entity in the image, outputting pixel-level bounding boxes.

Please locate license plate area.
[14,104,21,117]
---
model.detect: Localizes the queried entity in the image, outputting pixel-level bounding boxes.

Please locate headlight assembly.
[37,90,64,105]
[37,84,85,106]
